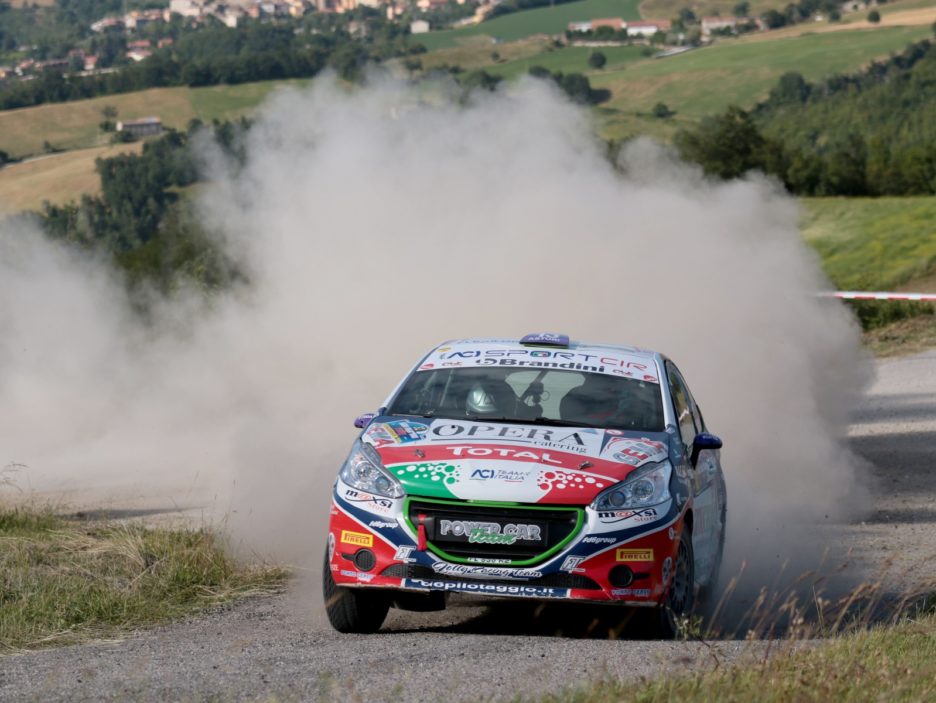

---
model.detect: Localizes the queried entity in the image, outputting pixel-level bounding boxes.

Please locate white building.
[410,19,430,34]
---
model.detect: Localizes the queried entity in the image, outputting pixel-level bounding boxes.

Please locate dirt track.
[2,351,935,703]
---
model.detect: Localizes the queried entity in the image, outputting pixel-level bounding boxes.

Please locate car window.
[666,363,698,447]
[388,367,665,432]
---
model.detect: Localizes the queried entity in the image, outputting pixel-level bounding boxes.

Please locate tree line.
[675,38,936,197]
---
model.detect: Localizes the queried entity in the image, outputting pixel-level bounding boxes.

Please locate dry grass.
[863,315,936,358]
[0,79,303,160]
[0,503,287,652]
[0,143,143,215]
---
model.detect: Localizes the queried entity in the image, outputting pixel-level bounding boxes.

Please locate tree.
[733,1,750,17]
[769,71,811,104]
[674,106,775,179]
[867,9,880,23]
[588,51,606,69]
[652,102,674,118]
[763,9,787,28]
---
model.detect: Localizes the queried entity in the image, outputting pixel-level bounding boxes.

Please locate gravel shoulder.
[3,351,936,703]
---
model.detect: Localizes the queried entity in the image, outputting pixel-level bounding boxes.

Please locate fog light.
[353,548,376,572]
[608,565,634,587]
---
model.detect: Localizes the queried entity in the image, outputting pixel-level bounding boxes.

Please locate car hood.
[363,417,671,505]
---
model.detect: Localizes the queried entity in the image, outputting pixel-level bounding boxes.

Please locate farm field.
[0,144,143,215]
[486,43,648,78]
[591,24,932,139]
[0,79,305,160]
[416,0,642,50]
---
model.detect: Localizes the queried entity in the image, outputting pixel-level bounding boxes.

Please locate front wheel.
[322,552,390,633]
[654,525,696,639]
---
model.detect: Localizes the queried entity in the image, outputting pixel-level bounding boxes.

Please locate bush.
[588,51,607,69]
[868,9,880,23]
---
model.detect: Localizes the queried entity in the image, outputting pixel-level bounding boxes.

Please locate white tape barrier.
[826,291,936,301]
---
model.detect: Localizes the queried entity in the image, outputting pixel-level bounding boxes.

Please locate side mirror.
[353,412,376,429]
[691,432,723,466]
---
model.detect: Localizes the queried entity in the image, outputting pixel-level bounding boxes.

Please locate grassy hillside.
[591,24,932,140]
[0,79,305,159]
[801,196,936,291]
[487,43,648,78]
[417,0,642,50]
[0,144,142,215]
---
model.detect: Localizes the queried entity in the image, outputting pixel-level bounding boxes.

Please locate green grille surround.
[403,496,585,567]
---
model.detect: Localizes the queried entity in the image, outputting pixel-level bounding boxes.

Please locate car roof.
[433,337,662,361]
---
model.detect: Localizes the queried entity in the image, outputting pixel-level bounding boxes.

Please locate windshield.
[387,367,665,432]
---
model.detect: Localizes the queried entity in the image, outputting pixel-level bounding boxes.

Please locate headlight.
[590,461,672,511]
[339,441,405,499]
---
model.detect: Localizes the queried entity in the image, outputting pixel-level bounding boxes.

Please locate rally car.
[323,334,727,637]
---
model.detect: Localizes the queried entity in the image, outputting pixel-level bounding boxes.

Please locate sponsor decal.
[341,530,374,548]
[327,532,336,561]
[428,422,600,455]
[342,488,393,512]
[662,556,673,585]
[449,445,562,465]
[468,468,528,482]
[404,578,569,598]
[368,520,398,529]
[602,437,667,466]
[560,555,587,572]
[431,563,543,579]
[598,507,658,524]
[581,536,617,545]
[423,346,659,383]
[668,527,676,541]
[439,519,542,545]
[611,588,651,597]
[340,569,375,582]
[615,548,654,562]
[466,557,512,564]
[394,546,416,563]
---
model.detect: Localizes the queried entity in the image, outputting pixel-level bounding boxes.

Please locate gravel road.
[3,351,936,703]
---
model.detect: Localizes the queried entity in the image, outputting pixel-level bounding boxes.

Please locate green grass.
[417,0,642,50]
[486,43,648,78]
[801,196,936,291]
[591,25,933,140]
[0,505,286,651]
[541,613,936,702]
[0,79,305,159]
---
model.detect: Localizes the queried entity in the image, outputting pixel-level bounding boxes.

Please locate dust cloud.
[0,76,871,604]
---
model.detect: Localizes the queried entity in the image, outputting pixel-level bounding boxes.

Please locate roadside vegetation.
[0,503,286,651]
[537,611,936,702]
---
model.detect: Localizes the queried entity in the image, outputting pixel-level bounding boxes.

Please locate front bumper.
[327,480,685,606]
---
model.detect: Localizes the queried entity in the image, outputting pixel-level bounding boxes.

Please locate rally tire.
[655,525,695,639]
[322,554,390,634]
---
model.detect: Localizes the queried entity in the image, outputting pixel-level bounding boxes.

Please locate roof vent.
[520,333,570,347]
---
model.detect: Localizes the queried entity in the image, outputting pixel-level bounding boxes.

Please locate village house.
[701,16,740,35]
[410,19,430,34]
[117,117,164,138]
[624,19,671,37]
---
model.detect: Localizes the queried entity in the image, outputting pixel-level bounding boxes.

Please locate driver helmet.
[466,383,499,416]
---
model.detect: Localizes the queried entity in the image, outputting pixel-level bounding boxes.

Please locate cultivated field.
[591,24,932,139]
[0,79,305,160]
[416,0,642,50]
[0,144,142,214]
[487,43,648,78]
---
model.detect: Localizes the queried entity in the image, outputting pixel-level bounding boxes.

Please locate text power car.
[323,334,726,637]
